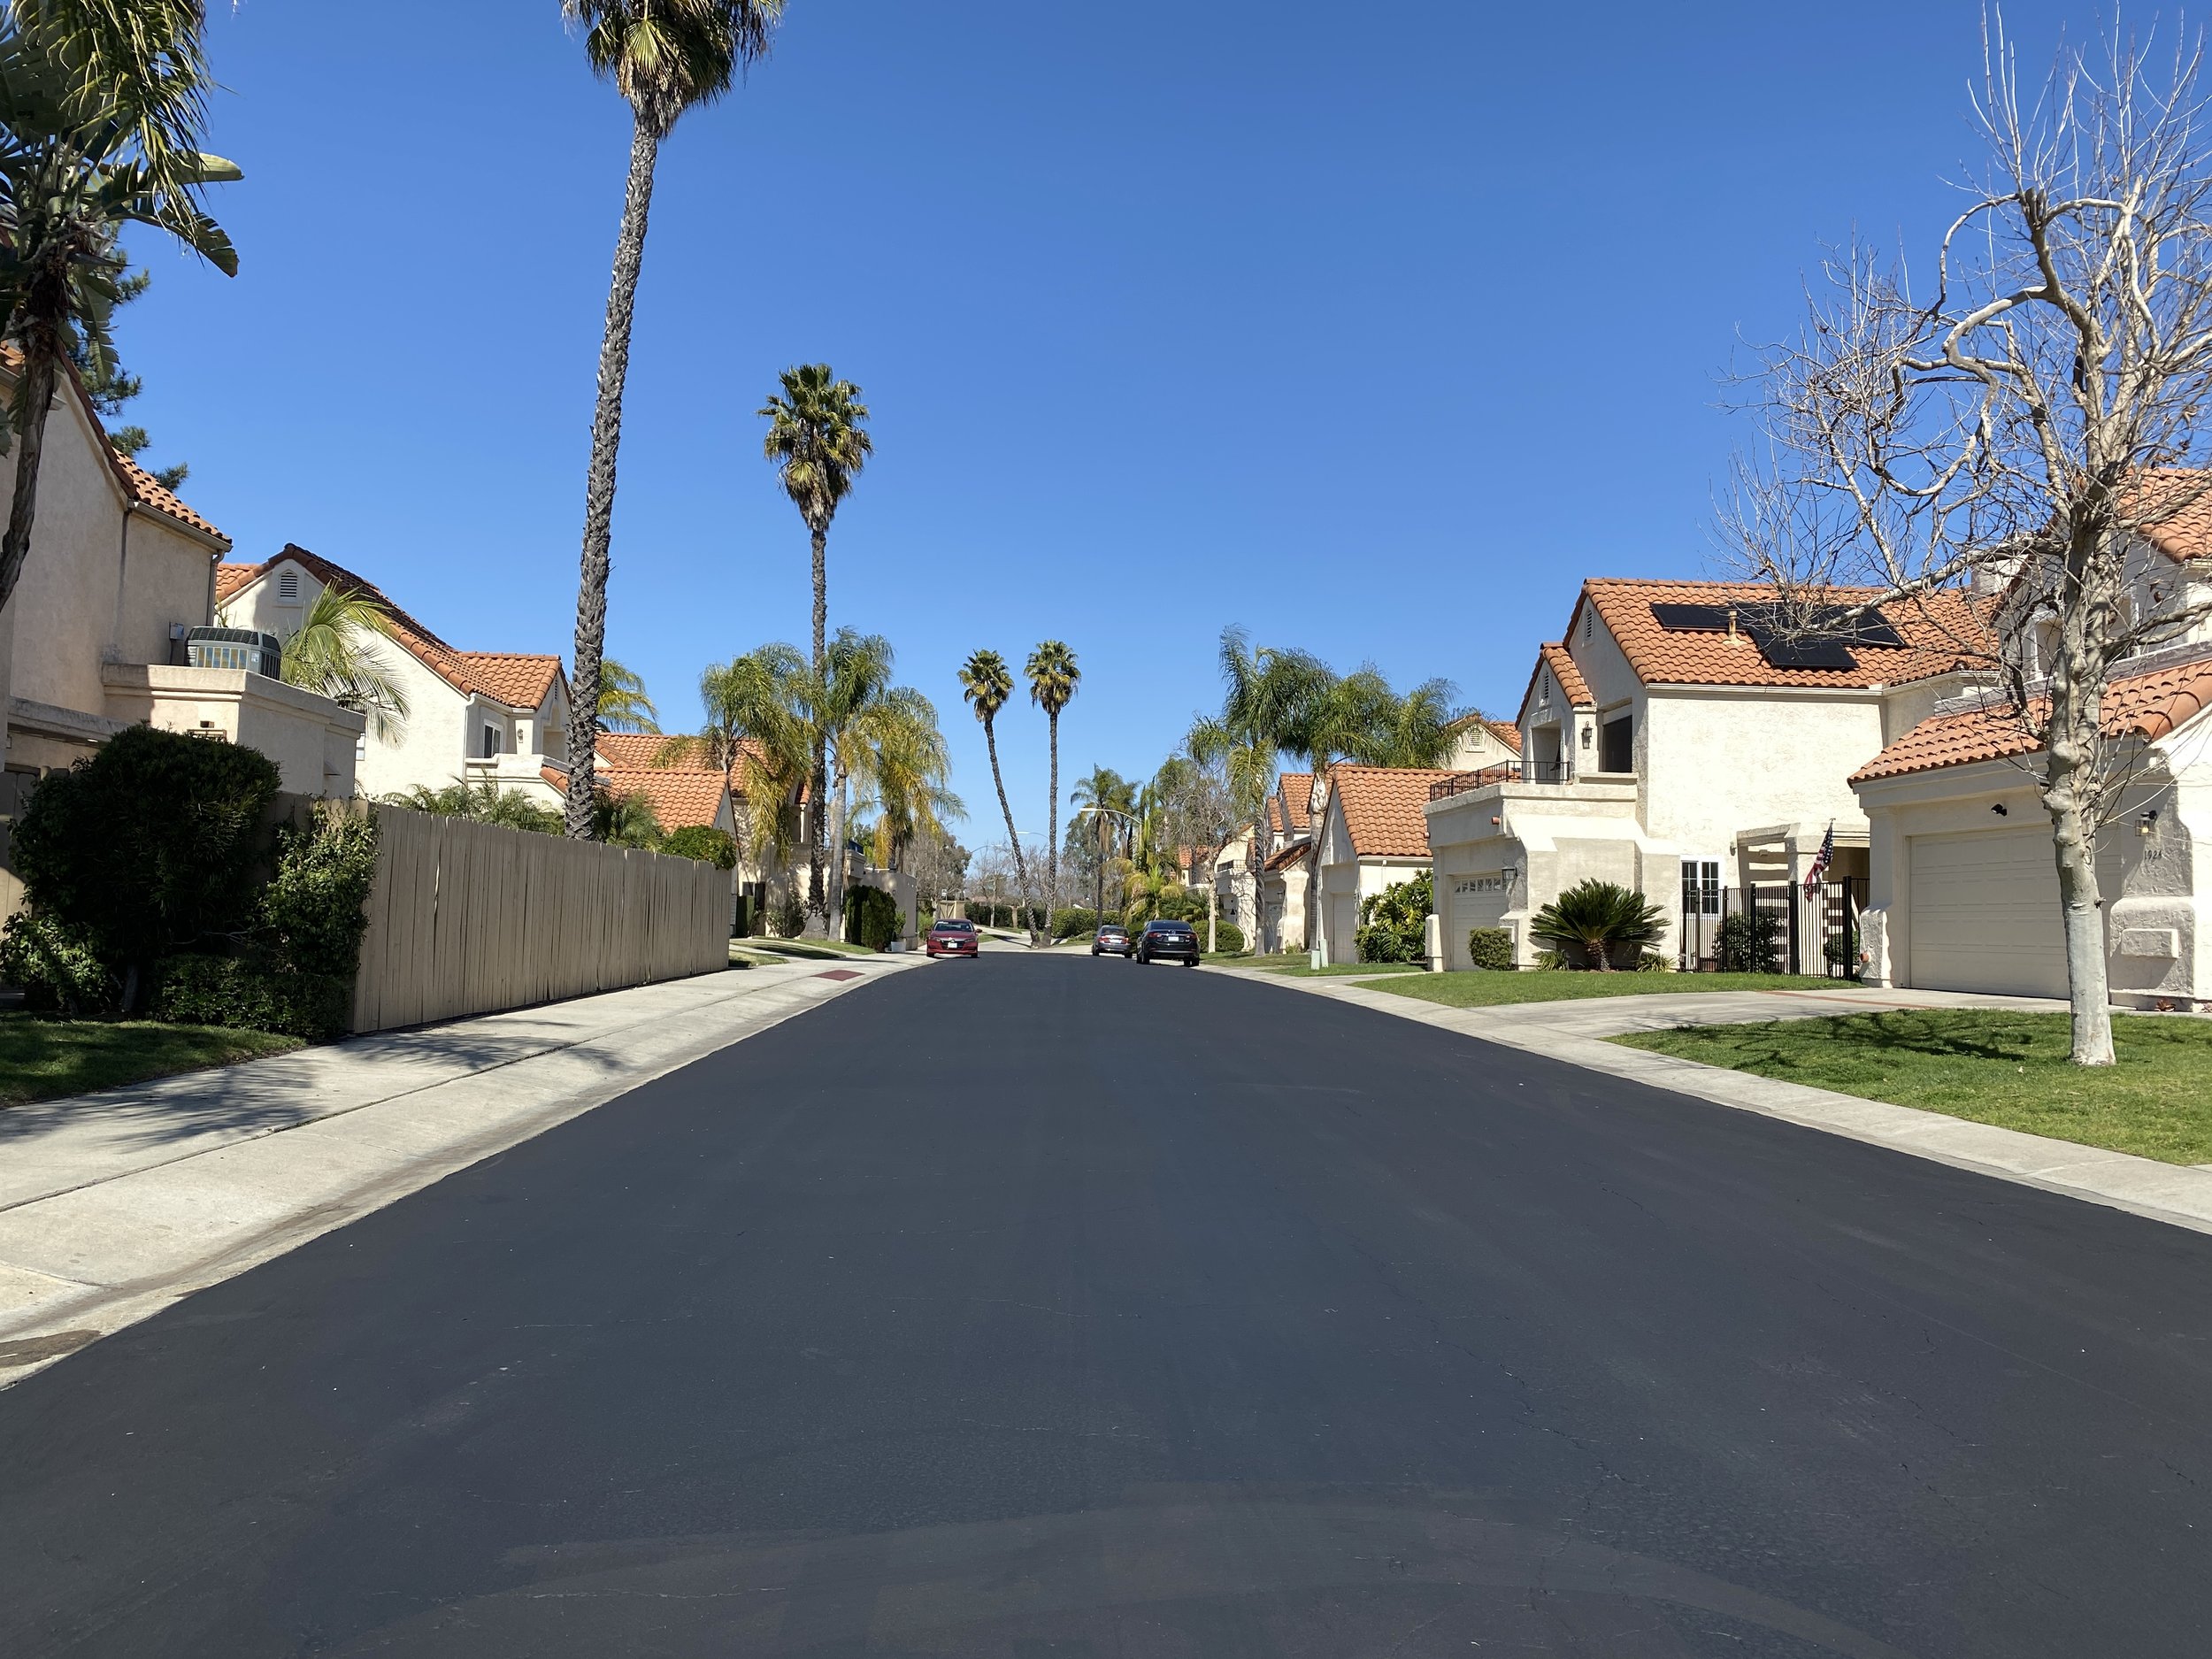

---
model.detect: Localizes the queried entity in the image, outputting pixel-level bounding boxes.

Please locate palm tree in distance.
[0,1,240,620]
[813,628,898,940]
[1188,629,1332,952]
[958,648,1033,928]
[559,0,782,840]
[1070,765,1134,924]
[1025,642,1079,941]
[762,363,872,924]
[596,659,659,733]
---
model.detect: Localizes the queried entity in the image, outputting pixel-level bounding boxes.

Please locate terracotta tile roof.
[220,545,562,710]
[1327,765,1457,859]
[1851,652,2212,782]
[2122,469,2212,563]
[1532,641,1594,709]
[1278,772,1314,830]
[457,652,560,707]
[115,451,225,543]
[1484,718,1524,754]
[1581,580,1990,690]
[1263,839,1311,873]
[595,766,729,832]
[1267,797,1285,835]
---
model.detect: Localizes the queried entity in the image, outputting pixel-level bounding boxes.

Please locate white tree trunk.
[2045,766,2116,1065]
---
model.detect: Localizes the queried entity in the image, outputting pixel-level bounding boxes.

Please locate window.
[278,569,299,603]
[1600,713,1633,773]
[481,723,503,759]
[1681,859,1721,917]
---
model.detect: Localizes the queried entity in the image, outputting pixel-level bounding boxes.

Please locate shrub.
[1719,910,1784,973]
[844,885,902,950]
[0,910,113,1014]
[1467,927,1515,971]
[263,805,380,977]
[1357,870,1432,964]
[770,888,809,939]
[154,955,353,1042]
[1210,920,1246,956]
[1052,906,1099,941]
[10,725,280,1008]
[661,826,738,869]
[1528,879,1667,972]
[1635,950,1673,972]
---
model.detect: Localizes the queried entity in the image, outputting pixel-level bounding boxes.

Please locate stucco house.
[1847,487,2212,1007]
[1309,766,1455,964]
[216,546,569,808]
[1258,772,1316,952]
[1425,579,1986,970]
[0,372,361,801]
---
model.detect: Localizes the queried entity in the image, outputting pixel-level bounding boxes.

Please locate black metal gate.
[1678,877,1865,979]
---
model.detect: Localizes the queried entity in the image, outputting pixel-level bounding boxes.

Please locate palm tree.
[1070,764,1135,922]
[813,628,895,939]
[596,658,659,733]
[1187,629,1332,950]
[592,787,664,850]
[1024,641,1079,935]
[1319,667,1463,768]
[761,362,872,919]
[388,780,561,835]
[0,3,239,620]
[851,687,962,874]
[958,648,1033,926]
[274,585,410,742]
[560,0,782,841]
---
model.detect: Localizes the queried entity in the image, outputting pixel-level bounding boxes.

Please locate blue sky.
[117,0,2089,848]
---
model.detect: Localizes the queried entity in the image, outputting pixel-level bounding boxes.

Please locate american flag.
[1802,822,1834,896]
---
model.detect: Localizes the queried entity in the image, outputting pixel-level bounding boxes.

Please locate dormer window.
[278,569,300,603]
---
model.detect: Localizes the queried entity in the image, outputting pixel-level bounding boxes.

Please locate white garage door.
[1908,827,2068,997]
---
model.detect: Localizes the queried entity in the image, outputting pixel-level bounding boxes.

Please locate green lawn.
[0,1013,302,1108]
[1358,969,1839,1008]
[1614,1010,2212,1164]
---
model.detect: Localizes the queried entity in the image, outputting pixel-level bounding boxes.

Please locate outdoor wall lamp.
[2140,808,2160,836]
[1991,803,2009,816]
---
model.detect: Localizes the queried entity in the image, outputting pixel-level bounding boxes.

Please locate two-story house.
[216,546,570,807]
[1851,482,2212,1006]
[1425,579,1986,970]
[1309,765,1458,963]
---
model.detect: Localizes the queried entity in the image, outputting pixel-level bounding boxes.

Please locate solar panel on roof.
[1740,622,1860,670]
[1649,603,1734,630]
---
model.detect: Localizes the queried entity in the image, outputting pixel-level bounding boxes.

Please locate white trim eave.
[1852,754,2046,810]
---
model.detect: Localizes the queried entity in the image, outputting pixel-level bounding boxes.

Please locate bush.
[1052,906,1099,941]
[0,910,113,1014]
[1467,927,1515,971]
[770,888,809,939]
[1529,879,1666,972]
[1357,870,1432,964]
[1719,910,1784,973]
[11,725,280,1008]
[1210,921,1246,956]
[661,826,738,869]
[263,805,380,978]
[153,955,354,1042]
[844,885,902,951]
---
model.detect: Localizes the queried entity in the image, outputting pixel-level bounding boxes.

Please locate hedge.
[1052,906,1099,940]
[661,826,738,869]
[1210,921,1246,956]
[844,885,902,951]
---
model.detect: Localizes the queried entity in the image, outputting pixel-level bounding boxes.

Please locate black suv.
[1135,919,1200,966]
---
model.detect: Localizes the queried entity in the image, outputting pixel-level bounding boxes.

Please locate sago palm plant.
[1528,879,1667,972]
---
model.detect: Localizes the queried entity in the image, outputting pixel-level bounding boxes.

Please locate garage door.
[1908,827,2068,997]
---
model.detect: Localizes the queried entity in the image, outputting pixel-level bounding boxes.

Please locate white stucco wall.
[1856,741,2211,1009]
[1640,688,1884,866]
[101,664,363,797]
[0,389,220,773]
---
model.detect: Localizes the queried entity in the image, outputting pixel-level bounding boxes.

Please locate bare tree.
[1727,14,2212,1064]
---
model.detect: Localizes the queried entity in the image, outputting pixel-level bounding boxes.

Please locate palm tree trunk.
[0,332,64,620]
[808,524,828,925]
[826,759,850,941]
[566,111,660,840]
[984,717,1030,925]
[1043,710,1060,944]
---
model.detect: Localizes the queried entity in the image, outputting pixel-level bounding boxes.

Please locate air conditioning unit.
[186,626,281,678]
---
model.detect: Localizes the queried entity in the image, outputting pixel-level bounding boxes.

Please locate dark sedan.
[1134,919,1200,966]
[1092,925,1133,957]
[926,918,979,958]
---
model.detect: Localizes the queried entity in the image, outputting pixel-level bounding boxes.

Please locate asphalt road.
[6,956,2212,1657]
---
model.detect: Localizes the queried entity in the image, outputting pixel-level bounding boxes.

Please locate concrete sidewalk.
[0,955,919,1377]
[1207,966,2212,1238]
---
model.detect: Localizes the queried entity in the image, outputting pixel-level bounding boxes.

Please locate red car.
[926,918,979,957]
